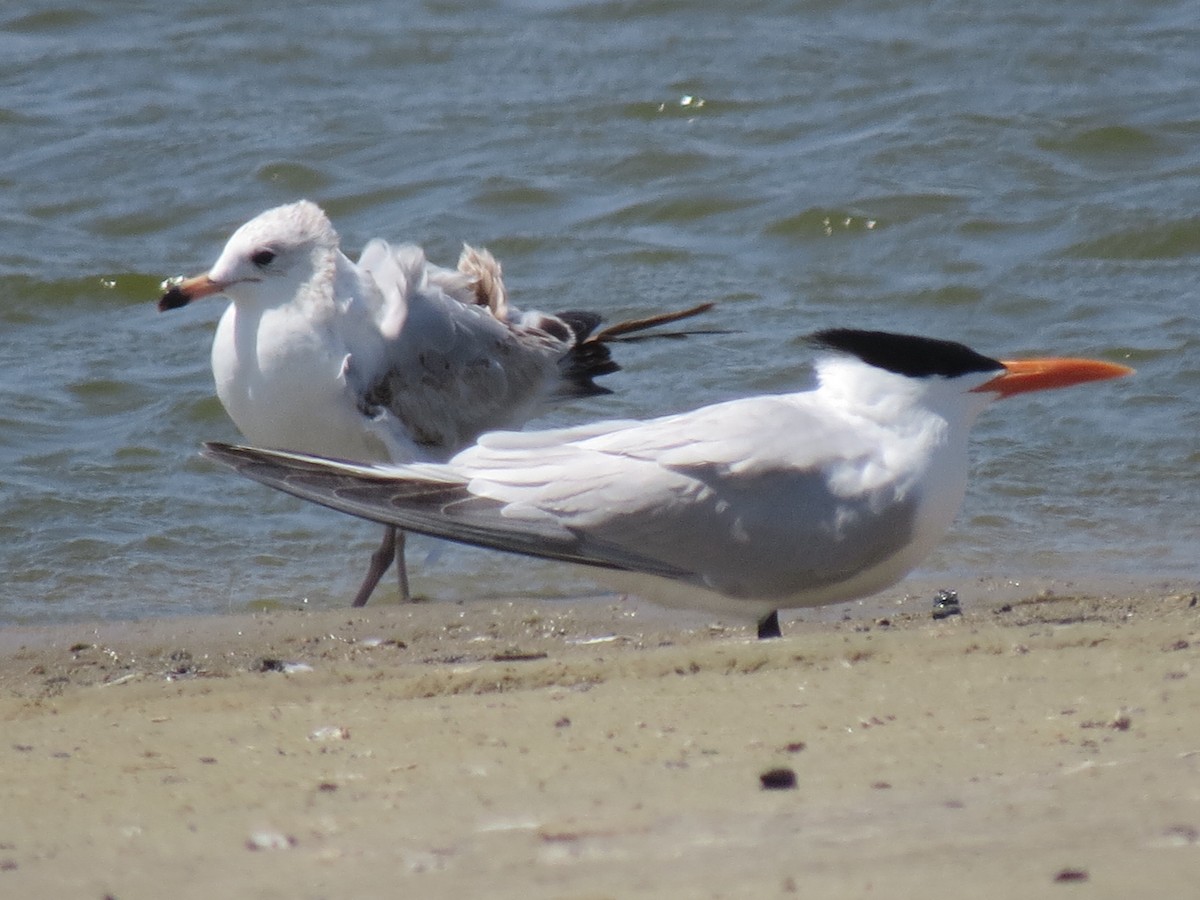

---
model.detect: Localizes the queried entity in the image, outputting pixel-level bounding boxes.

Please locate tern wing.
[452,396,914,596]
[201,442,693,578]
[204,394,912,601]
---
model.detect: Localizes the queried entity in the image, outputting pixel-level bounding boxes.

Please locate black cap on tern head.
[808,329,1003,379]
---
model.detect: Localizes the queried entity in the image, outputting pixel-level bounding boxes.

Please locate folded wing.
[203,393,916,602]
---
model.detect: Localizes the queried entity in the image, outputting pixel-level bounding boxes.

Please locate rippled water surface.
[2,0,1197,624]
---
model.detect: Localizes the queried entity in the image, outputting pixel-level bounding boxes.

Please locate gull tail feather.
[555,301,726,398]
[588,301,720,342]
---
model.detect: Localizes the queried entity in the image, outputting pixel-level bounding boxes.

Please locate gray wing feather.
[201,443,693,578]
[203,391,911,602]
[354,240,569,453]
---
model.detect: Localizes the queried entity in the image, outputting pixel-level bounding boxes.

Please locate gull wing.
[352,240,570,453]
[352,241,721,455]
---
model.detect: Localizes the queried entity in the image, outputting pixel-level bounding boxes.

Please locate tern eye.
[251,249,276,269]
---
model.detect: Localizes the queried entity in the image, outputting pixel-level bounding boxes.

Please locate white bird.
[200,328,1132,638]
[159,200,713,606]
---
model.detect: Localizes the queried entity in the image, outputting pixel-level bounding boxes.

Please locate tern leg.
[756,610,782,640]
[351,525,398,607]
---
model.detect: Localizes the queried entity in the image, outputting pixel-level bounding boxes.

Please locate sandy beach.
[2,585,1198,898]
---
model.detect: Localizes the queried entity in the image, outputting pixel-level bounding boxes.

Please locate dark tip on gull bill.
[157,285,191,312]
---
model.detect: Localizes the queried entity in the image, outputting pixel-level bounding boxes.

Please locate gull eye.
[251,249,276,269]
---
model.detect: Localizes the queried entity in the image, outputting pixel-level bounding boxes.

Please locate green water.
[1,0,1196,622]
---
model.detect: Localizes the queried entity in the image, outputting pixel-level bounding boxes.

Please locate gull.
[200,328,1132,638]
[158,200,713,605]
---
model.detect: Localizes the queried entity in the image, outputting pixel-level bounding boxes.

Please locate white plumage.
[160,200,712,605]
[201,329,1132,637]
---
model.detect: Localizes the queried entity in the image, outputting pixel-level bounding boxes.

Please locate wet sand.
[1,586,1198,898]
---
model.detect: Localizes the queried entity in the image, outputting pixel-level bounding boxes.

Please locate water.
[1,0,1196,625]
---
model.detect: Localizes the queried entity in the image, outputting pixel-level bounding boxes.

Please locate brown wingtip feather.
[457,245,508,318]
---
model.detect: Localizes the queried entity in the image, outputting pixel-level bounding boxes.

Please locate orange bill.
[972,357,1134,398]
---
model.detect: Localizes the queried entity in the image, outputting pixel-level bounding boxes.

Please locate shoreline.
[3,567,1189,633]
[2,586,1198,897]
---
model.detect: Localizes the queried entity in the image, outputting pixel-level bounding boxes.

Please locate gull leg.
[351,525,397,607]
[756,610,782,640]
[395,529,412,603]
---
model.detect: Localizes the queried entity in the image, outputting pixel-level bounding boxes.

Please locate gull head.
[159,200,340,312]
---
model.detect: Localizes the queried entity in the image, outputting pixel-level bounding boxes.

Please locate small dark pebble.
[68,643,92,653]
[255,658,286,673]
[1163,824,1199,844]
[317,782,338,792]
[783,741,807,753]
[931,589,961,620]
[199,757,217,764]
[554,717,572,728]
[492,650,549,662]
[540,831,580,843]
[760,767,797,790]
[1053,868,1089,883]
[996,603,1013,614]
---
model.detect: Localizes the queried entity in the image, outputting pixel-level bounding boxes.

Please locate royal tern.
[201,328,1132,638]
[159,200,712,605]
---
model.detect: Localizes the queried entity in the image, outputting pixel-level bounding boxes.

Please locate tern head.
[809,328,1133,420]
[158,200,340,312]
